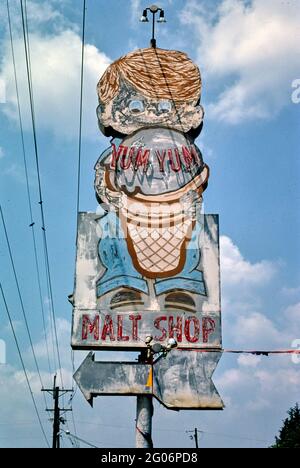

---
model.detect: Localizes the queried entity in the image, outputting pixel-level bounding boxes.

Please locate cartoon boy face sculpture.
[97,48,204,137]
[94,47,209,308]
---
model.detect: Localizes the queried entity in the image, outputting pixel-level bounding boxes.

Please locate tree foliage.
[271,403,300,448]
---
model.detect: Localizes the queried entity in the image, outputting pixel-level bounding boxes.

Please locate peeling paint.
[72,213,221,351]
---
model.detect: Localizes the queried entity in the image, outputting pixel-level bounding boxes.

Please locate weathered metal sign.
[71,212,221,351]
[74,352,152,404]
[72,46,223,410]
[74,351,223,410]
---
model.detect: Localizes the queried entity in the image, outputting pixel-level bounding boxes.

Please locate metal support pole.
[150,12,156,48]
[194,428,199,449]
[135,350,153,448]
[136,395,153,448]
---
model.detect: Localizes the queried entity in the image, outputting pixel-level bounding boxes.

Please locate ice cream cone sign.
[72,46,222,359]
[72,44,223,410]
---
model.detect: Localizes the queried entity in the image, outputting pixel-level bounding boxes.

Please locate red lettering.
[184,317,200,343]
[101,315,115,341]
[169,148,181,172]
[110,143,124,168]
[168,316,183,342]
[155,150,166,172]
[182,145,193,169]
[135,149,150,171]
[82,315,99,340]
[120,146,131,170]
[129,314,141,341]
[190,145,201,165]
[128,146,137,171]
[154,316,167,341]
[117,315,130,342]
[202,317,215,343]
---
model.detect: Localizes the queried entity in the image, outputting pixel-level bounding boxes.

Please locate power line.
[66,421,269,445]
[6,0,53,378]
[42,239,59,373]
[76,0,86,221]
[187,427,267,444]
[68,372,79,445]
[0,205,47,406]
[70,0,87,444]
[61,429,100,449]
[0,282,50,448]
[19,0,63,388]
[0,418,270,445]
[177,348,300,356]
[223,349,300,356]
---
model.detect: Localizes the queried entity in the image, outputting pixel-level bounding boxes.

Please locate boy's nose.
[147,103,158,113]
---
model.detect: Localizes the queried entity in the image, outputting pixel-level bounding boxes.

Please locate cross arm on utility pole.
[42,376,75,448]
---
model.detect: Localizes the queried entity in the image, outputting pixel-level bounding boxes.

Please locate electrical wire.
[176,348,300,356]
[21,0,58,373]
[0,282,50,448]
[76,0,86,222]
[61,429,99,449]
[186,428,268,444]
[0,205,47,409]
[22,0,58,380]
[6,0,53,378]
[69,0,87,445]
[69,365,79,446]
[19,0,63,389]
[223,349,300,356]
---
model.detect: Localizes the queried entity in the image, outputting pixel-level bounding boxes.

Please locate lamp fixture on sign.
[140,5,167,48]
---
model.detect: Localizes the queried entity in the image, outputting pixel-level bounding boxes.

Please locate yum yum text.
[110,142,202,173]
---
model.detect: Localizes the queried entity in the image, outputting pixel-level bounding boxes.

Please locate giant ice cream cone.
[96,128,209,279]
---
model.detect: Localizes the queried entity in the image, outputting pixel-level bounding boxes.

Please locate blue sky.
[0,0,299,448]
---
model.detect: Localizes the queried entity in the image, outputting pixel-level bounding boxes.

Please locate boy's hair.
[97,47,201,105]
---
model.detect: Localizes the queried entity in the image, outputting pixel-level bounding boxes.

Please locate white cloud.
[216,362,300,421]
[284,302,300,323]
[26,0,62,24]
[237,353,261,367]
[220,235,276,288]
[1,27,111,139]
[228,311,283,348]
[219,236,296,350]
[130,0,142,25]
[0,147,4,159]
[181,0,300,123]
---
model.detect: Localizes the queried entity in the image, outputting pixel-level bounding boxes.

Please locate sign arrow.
[73,352,152,406]
[74,350,224,410]
[153,349,224,410]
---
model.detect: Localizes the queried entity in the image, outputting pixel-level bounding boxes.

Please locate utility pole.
[42,375,73,448]
[194,428,199,449]
[186,428,201,448]
[135,350,153,448]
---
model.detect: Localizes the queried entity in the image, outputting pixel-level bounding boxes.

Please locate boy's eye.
[129,100,145,113]
[158,100,172,113]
